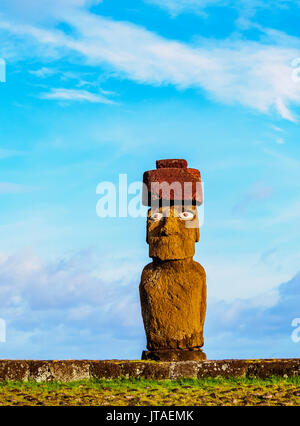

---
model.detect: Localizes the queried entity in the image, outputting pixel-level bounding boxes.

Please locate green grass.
[0,376,299,406]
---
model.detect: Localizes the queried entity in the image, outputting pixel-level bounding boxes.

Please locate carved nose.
[159,217,178,236]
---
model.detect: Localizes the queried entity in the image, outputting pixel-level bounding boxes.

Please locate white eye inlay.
[178,211,194,221]
[150,212,163,221]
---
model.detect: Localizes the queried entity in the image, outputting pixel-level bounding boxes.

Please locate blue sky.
[0,0,300,359]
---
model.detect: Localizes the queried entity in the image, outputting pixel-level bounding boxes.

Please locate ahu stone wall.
[0,359,300,382]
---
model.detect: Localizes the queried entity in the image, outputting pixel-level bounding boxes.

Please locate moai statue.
[139,159,207,361]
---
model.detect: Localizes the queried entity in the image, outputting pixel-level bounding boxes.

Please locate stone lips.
[142,159,203,206]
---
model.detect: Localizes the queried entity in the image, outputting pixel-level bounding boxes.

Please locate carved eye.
[178,211,194,221]
[150,212,163,222]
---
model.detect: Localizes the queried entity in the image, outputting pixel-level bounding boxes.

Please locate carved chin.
[149,236,195,260]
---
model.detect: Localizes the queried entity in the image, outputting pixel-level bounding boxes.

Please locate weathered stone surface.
[0,360,29,381]
[50,361,90,382]
[146,205,200,260]
[170,361,200,379]
[247,359,300,379]
[142,349,206,362]
[120,361,170,380]
[28,361,54,382]
[142,159,202,206]
[0,360,299,381]
[140,257,206,351]
[156,159,188,169]
[197,360,248,379]
[142,362,170,380]
[120,361,149,379]
[90,361,122,380]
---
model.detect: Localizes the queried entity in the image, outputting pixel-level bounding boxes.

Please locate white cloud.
[145,0,224,15]
[40,88,115,104]
[145,0,299,17]
[270,124,284,132]
[0,0,102,24]
[0,249,144,358]
[276,97,296,122]
[0,182,36,194]
[205,271,300,359]
[204,254,288,301]
[29,67,56,78]
[0,4,300,120]
[0,248,299,359]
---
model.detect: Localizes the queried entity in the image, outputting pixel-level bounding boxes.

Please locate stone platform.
[0,359,300,382]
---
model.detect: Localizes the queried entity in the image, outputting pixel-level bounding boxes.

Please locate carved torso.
[140,258,206,350]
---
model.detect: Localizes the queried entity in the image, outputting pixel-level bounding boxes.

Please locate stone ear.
[195,227,199,242]
[146,211,150,244]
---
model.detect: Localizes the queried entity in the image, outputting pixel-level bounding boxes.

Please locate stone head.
[143,159,202,261]
[147,204,199,261]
